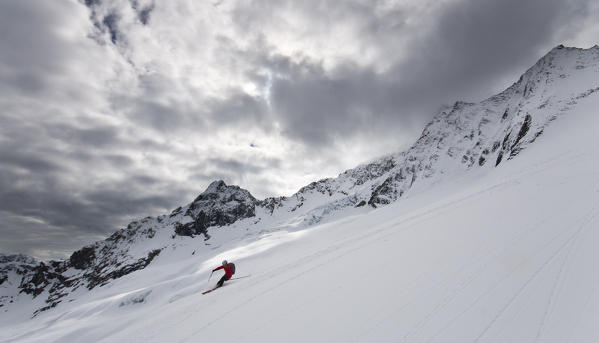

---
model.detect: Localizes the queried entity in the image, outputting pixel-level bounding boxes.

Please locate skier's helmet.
[222,260,228,266]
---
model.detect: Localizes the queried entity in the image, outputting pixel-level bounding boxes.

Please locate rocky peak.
[0,253,38,281]
[201,180,228,195]
[0,253,37,266]
[0,253,40,292]
[192,180,256,203]
[175,180,258,237]
[512,44,599,96]
[368,45,599,206]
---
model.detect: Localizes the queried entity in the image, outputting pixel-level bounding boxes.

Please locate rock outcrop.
[175,180,257,237]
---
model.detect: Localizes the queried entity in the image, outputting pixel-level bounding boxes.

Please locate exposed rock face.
[69,247,96,270]
[176,180,258,237]
[258,196,286,214]
[83,249,161,291]
[367,45,599,205]
[0,254,37,286]
[19,261,68,298]
[0,254,37,266]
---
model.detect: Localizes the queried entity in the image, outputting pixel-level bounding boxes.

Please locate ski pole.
[207,271,213,283]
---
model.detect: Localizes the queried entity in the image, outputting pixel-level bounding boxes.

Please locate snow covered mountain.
[2,45,599,342]
[0,254,37,289]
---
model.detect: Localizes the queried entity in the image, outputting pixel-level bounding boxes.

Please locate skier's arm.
[212,265,224,272]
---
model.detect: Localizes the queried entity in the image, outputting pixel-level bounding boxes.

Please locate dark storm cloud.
[188,156,281,181]
[0,149,64,174]
[207,158,263,175]
[0,107,184,250]
[233,0,596,147]
[0,149,176,228]
[138,6,154,25]
[82,0,126,45]
[117,81,271,134]
[185,155,283,198]
[127,98,197,132]
[0,2,73,99]
[266,58,399,145]
[103,154,136,167]
[0,3,64,72]
[102,12,122,44]
[131,174,161,185]
[84,0,102,7]
[390,0,591,103]
[0,191,179,259]
[0,213,102,260]
[45,124,121,148]
[110,73,199,131]
[130,0,155,25]
[207,156,281,175]
[0,157,189,258]
[205,90,272,128]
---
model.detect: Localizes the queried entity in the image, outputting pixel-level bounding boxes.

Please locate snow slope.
[2,45,599,342]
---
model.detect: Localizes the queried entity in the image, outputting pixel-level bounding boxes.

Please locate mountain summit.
[174,180,258,237]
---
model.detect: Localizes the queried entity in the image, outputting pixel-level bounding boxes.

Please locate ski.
[202,275,250,294]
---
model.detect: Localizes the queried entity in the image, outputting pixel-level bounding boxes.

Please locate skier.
[212,260,235,288]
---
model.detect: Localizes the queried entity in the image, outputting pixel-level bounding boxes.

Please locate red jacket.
[213,264,233,279]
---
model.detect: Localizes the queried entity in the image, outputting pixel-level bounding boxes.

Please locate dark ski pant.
[217,274,230,288]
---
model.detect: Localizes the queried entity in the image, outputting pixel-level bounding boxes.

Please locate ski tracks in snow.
[180,150,591,343]
[472,205,599,343]
[180,178,517,342]
[532,224,578,342]
[354,209,557,342]
[353,193,598,343]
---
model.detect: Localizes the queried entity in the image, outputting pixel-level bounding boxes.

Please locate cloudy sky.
[1,0,597,260]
